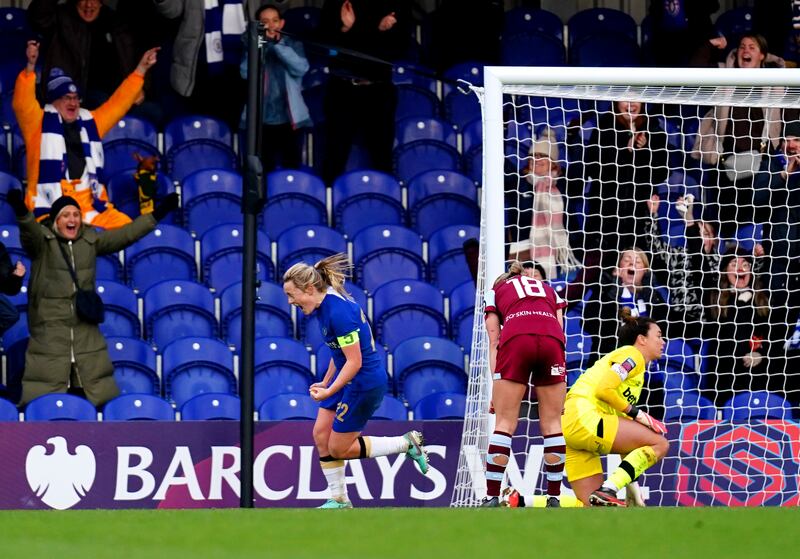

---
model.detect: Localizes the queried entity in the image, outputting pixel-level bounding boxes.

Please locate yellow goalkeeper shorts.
[561,397,620,482]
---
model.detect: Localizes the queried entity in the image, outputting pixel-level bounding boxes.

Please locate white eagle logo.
[25,436,96,510]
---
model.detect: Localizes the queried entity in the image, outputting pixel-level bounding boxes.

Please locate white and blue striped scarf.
[37,106,105,219]
[204,0,246,74]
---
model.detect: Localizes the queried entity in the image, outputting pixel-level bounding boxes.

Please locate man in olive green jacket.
[8,190,178,407]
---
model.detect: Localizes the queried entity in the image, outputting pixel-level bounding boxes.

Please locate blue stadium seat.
[181,392,241,420]
[103,394,174,421]
[407,171,480,239]
[332,170,405,238]
[7,127,26,181]
[503,7,563,40]
[166,140,239,184]
[263,169,327,240]
[143,281,217,348]
[2,314,27,403]
[0,172,22,225]
[567,8,637,49]
[102,115,158,146]
[664,390,717,421]
[442,62,484,93]
[449,280,476,350]
[395,117,458,149]
[201,224,273,291]
[276,225,347,276]
[0,8,30,65]
[372,395,408,421]
[107,337,160,396]
[464,145,482,185]
[0,398,18,421]
[501,32,567,67]
[164,115,233,154]
[373,280,446,350]
[182,169,243,236]
[162,337,236,408]
[221,281,293,347]
[125,224,197,291]
[658,338,700,390]
[394,336,467,408]
[25,394,97,421]
[282,6,322,36]
[106,170,176,225]
[722,391,794,421]
[393,140,461,185]
[461,118,482,155]
[428,225,479,293]
[0,224,30,273]
[396,84,441,121]
[0,127,12,172]
[393,63,438,92]
[96,280,140,339]
[254,337,313,406]
[571,34,642,67]
[101,139,161,182]
[715,7,754,43]
[413,391,466,420]
[564,315,592,384]
[96,253,125,282]
[352,225,425,293]
[259,393,317,420]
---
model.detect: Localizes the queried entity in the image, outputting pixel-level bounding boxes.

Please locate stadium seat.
[276,225,347,276]
[166,139,239,184]
[501,32,567,67]
[254,337,314,406]
[102,115,158,146]
[96,280,140,339]
[25,394,97,421]
[107,337,160,396]
[373,280,446,350]
[143,281,217,348]
[164,115,233,154]
[161,337,236,408]
[0,172,23,225]
[396,84,441,121]
[372,395,408,421]
[0,397,18,421]
[408,170,480,239]
[564,315,592,383]
[332,170,405,238]
[442,62,484,92]
[0,224,30,273]
[221,282,293,347]
[263,169,327,240]
[449,280,476,350]
[103,394,174,421]
[352,225,426,293]
[259,393,317,420]
[125,223,197,291]
[658,338,700,390]
[394,336,467,408]
[395,117,458,149]
[567,8,637,49]
[714,7,754,44]
[2,314,27,403]
[570,34,642,67]
[443,89,482,131]
[461,118,482,155]
[181,169,244,236]
[101,139,161,182]
[106,170,176,225]
[413,391,466,420]
[0,8,30,68]
[393,140,461,185]
[502,7,563,40]
[428,225,479,294]
[664,390,717,421]
[201,224,273,291]
[96,253,125,282]
[282,6,322,37]
[722,391,794,421]
[180,392,241,420]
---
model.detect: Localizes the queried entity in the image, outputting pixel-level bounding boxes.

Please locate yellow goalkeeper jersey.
[566,345,646,417]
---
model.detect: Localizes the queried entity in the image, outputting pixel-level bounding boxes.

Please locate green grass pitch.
[0,508,798,558]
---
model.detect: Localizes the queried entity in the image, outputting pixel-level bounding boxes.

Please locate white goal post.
[451,66,800,508]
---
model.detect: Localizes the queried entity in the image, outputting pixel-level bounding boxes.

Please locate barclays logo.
[26,436,96,510]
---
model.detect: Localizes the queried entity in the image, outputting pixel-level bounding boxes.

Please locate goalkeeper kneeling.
[561,308,669,507]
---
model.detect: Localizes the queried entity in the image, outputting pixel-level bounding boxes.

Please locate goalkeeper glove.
[625,481,646,507]
[627,405,667,435]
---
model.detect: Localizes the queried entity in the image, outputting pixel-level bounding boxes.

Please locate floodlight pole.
[240,19,265,509]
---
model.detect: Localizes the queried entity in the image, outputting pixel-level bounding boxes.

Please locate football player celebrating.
[562,308,668,506]
[482,261,568,508]
[283,254,429,509]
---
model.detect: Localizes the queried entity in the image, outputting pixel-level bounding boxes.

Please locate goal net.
[451,67,800,507]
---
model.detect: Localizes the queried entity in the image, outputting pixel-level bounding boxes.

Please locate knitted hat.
[529,127,560,163]
[46,68,80,103]
[785,121,800,139]
[50,196,80,220]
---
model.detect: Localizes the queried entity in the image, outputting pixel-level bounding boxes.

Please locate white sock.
[364,436,409,457]
[603,480,620,493]
[321,460,348,502]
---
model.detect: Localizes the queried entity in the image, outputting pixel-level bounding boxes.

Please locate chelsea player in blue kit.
[283,254,429,509]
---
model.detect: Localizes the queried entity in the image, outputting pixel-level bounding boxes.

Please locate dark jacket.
[28,0,137,99]
[0,242,23,296]
[17,211,156,406]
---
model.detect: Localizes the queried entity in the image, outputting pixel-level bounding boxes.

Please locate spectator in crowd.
[648,0,722,67]
[28,0,138,110]
[582,247,669,367]
[13,41,159,229]
[643,193,720,342]
[704,249,775,407]
[506,129,579,280]
[153,0,252,127]
[691,34,785,237]
[6,189,178,407]
[0,241,25,336]
[317,0,410,186]
[241,3,312,173]
[584,100,670,261]
[754,0,800,67]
